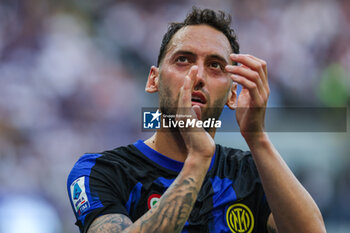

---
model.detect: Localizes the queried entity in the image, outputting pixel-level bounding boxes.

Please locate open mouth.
[191,91,207,105]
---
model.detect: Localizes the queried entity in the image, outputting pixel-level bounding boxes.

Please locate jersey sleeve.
[67,153,130,233]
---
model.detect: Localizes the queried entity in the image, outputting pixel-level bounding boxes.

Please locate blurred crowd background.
[0,0,349,232]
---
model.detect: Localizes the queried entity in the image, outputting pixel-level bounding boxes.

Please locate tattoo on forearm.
[137,177,198,233]
[88,177,200,233]
[88,214,132,233]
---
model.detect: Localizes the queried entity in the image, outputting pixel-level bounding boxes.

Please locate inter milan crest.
[226,203,254,233]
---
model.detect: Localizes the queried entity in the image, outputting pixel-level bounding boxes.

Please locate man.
[67,8,326,233]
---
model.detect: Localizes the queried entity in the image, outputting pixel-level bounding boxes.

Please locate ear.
[145,66,159,93]
[226,82,237,110]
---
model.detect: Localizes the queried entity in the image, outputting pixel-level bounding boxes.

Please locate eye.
[209,62,223,70]
[175,56,189,63]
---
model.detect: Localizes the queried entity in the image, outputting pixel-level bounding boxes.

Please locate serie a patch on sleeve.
[70,176,91,216]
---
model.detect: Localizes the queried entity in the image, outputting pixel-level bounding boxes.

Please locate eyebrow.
[172,50,196,58]
[172,50,229,65]
[208,54,229,66]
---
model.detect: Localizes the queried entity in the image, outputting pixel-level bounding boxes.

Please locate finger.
[230,54,269,97]
[186,65,198,92]
[225,64,267,100]
[178,66,198,109]
[246,54,267,75]
[230,54,266,80]
[230,74,263,106]
[177,66,199,124]
[230,54,260,71]
[231,54,268,84]
[245,54,269,93]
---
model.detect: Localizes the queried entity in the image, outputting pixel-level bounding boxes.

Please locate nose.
[193,64,206,90]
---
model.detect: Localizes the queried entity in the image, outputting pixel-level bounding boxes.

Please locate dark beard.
[202,98,226,121]
[158,77,180,117]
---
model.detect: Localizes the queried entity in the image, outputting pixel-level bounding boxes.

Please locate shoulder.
[67,144,141,185]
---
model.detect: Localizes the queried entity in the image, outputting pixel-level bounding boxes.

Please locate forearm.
[245,133,326,233]
[123,155,212,233]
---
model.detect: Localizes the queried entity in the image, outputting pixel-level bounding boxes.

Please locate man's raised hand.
[225,54,270,139]
[176,65,215,159]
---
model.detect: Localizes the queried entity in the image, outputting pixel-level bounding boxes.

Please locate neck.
[144,128,216,162]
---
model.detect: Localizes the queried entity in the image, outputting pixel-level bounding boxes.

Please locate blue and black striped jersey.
[67,140,270,233]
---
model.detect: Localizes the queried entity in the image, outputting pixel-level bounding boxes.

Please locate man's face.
[157,25,234,121]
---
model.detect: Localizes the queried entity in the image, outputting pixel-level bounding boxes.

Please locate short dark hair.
[157,7,240,66]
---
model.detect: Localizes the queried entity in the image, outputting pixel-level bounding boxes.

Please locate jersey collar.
[133,140,216,173]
